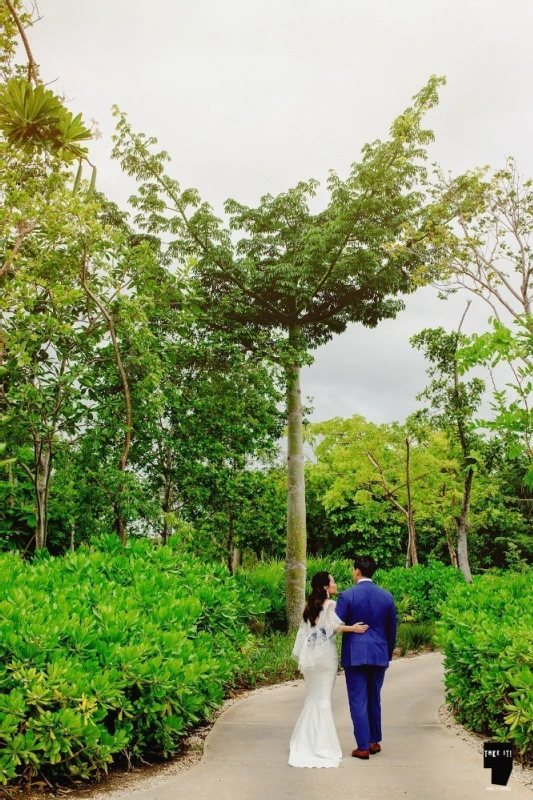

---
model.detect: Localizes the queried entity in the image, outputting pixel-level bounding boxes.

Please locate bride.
[289,571,368,768]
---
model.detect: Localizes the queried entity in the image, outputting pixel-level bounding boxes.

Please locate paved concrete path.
[111,652,531,800]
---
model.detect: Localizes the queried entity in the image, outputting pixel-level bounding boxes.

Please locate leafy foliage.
[0,79,92,160]
[394,622,436,655]
[0,537,268,785]
[458,317,533,488]
[242,559,461,630]
[306,415,460,567]
[109,76,451,357]
[110,76,449,628]
[436,570,533,761]
[374,561,465,622]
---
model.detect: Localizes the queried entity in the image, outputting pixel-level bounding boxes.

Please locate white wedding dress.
[289,599,345,768]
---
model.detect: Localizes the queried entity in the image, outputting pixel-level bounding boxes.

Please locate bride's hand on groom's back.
[351,622,369,633]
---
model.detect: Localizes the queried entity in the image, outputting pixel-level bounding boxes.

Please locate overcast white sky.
[31,0,533,423]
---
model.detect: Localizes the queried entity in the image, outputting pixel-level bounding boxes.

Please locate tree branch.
[80,248,132,472]
[0,221,37,278]
[365,450,408,517]
[123,130,292,324]
[4,0,39,83]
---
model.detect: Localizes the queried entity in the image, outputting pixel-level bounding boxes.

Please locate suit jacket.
[335,580,397,668]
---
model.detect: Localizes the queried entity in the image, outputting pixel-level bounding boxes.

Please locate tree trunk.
[455,467,473,582]
[405,438,418,567]
[440,483,458,567]
[445,525,458,568]
[227,501,234,575]
[452,323,474,583]
[81,252,132,544]
[35,442,52,550]
[7,462,14,508]
[161,466,172,545]
[161,517,169,546]
[366,446,419,569]
[232,547,242,573]
[405,513,419,567]
[70,520,75,552]
[114,501,126,545]
[285,324,307,632]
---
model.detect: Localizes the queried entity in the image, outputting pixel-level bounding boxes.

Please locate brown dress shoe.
[370,743,381,754]
[351,748,370,759]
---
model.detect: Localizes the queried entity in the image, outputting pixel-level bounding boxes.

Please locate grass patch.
[396,621,436,655]
[235,622,437,693]
[235,633,299,688]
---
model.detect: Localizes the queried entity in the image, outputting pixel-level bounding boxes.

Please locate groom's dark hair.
[353,555,377,577]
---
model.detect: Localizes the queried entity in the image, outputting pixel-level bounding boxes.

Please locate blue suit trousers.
[344,665,386,751]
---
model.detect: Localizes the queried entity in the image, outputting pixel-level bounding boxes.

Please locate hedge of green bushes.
[4,542,527,787]
[436,570,533,762]
[237,557,353,631]
[375,561,465,622]
[241,558,463,629]
[0,536,268,786]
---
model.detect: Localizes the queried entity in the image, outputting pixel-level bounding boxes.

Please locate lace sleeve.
[324,599,345,635]
[291,602,343,672]
[291,620,309,666]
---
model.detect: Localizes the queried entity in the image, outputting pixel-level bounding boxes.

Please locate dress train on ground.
[288,643,342,768]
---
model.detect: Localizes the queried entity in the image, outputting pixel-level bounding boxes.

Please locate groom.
[335,555,398,760]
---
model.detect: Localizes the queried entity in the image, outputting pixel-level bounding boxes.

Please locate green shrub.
[237,559,286,631]
[436,570,533,762]
[235,633,299,688]
[374,561,465,622]
[0,536,269,786]
[305,557,354,590]
[243,558,462,629]
[239,557,354,632]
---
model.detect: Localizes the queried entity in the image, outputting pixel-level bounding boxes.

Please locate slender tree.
[309,415,447,568]
[112,76,447,629]
[411,310,484,582]
[130,321,283,550]
[427,159,533,485]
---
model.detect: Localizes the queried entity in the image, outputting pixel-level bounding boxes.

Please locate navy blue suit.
[335,579,397,751]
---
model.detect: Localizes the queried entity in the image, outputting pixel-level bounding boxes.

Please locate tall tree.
[426,158,533,488]
[411,312,485,582]
[111,76,447,629]
[0,0,102,549]
[129,321,283,551]
[0,147,100,549]
[304,458,404,566]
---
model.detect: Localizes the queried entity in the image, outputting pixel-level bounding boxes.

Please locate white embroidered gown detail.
[289,599,345,768]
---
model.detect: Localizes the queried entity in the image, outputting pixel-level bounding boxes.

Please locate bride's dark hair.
[303,571,331,627]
